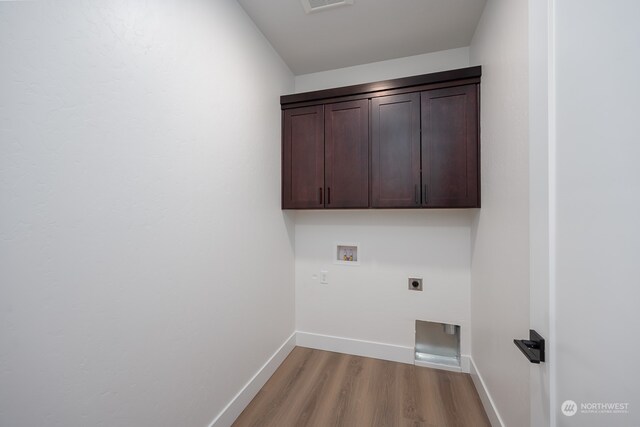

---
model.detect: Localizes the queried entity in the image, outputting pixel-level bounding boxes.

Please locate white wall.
[468,0,531,426]
[554,1,640,426]
[294,47,469,92]
[295,211,473,361]
[0,1,295,426]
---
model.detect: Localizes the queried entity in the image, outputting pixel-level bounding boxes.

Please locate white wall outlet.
[320,270,328,284]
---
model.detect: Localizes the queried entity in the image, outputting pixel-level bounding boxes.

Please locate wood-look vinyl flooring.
[232,347,491,427]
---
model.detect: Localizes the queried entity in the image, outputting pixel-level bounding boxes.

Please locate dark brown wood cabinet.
[282,101,369,209]
[421,85,479,207]
[325,100,369,208]
[282,105,324,209]
[281,66,481,210]
[371,93,421,208]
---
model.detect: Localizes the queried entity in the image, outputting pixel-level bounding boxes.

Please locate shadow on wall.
[294,209,476,229]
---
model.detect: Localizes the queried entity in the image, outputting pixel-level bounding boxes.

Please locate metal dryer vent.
[415,320,461,371]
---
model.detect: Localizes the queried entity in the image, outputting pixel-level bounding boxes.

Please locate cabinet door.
[371,93,421,208]
[325,100,369,208]
[282,105,324,209]
[421,85,479,207]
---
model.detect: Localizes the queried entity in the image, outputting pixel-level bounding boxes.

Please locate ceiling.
[237,0,487,75]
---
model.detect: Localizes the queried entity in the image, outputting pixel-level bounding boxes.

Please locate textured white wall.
[294,47,469,92]
[554,1,640,426]
[295,211,473,357]
[468,0,531,425]
[0,1,294,426]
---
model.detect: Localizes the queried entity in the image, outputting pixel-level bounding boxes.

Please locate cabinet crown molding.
[281,66,482,107]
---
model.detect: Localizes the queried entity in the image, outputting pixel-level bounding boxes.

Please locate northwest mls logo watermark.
[562,400,629,416]
[561,400,578,416]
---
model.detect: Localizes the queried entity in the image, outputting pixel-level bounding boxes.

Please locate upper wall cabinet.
[421,85,479,207]
[282,105,324,209]
[371,93,421,208]
[281,66,481,210]
[325,100,369,208]
[282,100,369,209]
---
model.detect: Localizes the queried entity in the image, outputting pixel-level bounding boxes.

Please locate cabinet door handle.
[415,184,419,204]
[319,187,323,205]
[327,187,331,205]
[423,184,428,203]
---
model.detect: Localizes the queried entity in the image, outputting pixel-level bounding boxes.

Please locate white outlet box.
[320,270,328,284]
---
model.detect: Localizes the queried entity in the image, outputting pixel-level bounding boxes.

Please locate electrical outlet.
[408,278,423,291]
[320,270,328,284]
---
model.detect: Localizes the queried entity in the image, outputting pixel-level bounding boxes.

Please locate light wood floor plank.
[232,347,490,427]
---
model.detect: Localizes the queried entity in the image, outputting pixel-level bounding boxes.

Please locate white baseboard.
[208,332,296,427]
[460,355,470,373]
[296,331,414,365]
[469,357,505,427]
